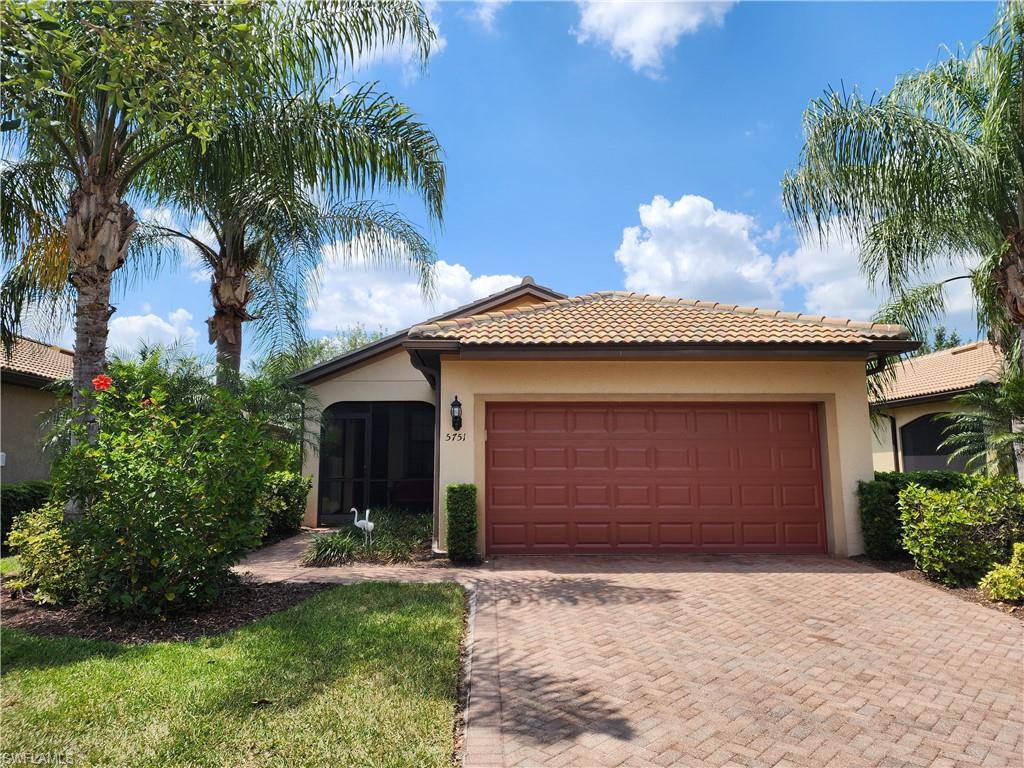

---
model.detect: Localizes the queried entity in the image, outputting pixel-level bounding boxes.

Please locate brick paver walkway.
[238,535,1024,768]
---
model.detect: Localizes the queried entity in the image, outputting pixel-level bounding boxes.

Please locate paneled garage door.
[485,402,827,554]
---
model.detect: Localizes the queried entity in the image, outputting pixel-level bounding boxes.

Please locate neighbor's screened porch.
[317,401,435,526]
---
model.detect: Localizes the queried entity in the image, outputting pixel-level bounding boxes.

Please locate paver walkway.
[238,534,1024,768]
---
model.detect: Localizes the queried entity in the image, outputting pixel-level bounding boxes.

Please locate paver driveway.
[239,541,1024,768]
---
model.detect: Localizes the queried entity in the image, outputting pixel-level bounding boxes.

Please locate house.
[870,341,1003,473]
[1,337,73,483]
[296,278,916,557]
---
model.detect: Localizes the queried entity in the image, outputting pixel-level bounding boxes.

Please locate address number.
[445,432,466,442]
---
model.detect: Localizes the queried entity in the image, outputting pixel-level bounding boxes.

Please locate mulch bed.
[0,577,334,645]
[854,556,1023,621]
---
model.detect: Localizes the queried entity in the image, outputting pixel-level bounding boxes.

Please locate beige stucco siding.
[301,348,434,526]
[1,383,57,483]
[871,399,959,472]
[437,359,874,557]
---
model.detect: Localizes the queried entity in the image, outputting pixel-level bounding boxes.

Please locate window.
[900,414,968,472]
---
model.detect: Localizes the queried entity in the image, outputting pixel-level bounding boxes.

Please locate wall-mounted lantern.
[450,395,463,431]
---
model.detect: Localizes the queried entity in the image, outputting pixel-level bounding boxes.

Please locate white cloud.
[614,194,781,306]
[469,0,511,31]
[350,0,446,81]
[309,246,521,332]
[107,308,198,353]
[574,0,735,75]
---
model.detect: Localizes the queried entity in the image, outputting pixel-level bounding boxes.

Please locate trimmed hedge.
[899,475,1024,586]
[857,471,969,559]
[980,543,1024,603]
[445,484,478,563]
[257,471,311,538]
[1,480,52,554]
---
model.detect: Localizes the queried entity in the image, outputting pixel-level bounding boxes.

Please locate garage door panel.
[486,403,826,554]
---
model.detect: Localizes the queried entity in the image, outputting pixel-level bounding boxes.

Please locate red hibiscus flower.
[92,374,113,391]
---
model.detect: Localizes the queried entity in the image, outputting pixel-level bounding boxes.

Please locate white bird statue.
[352,507,374,546]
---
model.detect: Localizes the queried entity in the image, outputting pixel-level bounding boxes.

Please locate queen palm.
[783,2,1024,359]
[1,0,434,408]
[146,86,443,383]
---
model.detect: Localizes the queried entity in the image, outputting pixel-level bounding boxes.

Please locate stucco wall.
[301,348,435,526]
[1,383,57,483]
[437,359,874,557]
[871,399,960,472]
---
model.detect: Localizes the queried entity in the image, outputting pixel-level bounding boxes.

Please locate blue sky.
[97,1,998,361]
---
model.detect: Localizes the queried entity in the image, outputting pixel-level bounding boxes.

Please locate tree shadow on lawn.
[3,582,466,767]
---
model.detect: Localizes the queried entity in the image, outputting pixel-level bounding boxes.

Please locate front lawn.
[1,582,464,767]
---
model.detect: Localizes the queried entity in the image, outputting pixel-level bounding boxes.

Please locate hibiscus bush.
[11,351,305,617]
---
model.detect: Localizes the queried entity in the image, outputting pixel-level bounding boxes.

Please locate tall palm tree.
[783,2,1024,360]
[1,0,434,409]
[146,86,444,382]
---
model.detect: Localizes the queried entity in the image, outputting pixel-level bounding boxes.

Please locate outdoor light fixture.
[450,395,463,431]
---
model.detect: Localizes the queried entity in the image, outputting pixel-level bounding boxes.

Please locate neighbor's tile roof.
[409,291,910,346]
[2,336,74,382]
[876,341,1003,403]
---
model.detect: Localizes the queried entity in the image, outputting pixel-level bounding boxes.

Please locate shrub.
[1,480,52,554]
[257,471,311,538]
[52,365,271,617]
[899,475,1024,586]
[857,471,970,559]
[445,484,478,563]
[6,502,82,604]
[979,543,1024,603]
[301,508,431,566]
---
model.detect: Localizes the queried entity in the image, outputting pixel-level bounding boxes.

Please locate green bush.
[257,471,311,538]
[301,508,431,566]
[899,475,1024,586]
[979,543,1024,603]
[445,484,478,563]
[50,364,271,617]
[1,480,52,554]
[857,471,970,559]
[6,502,82,604]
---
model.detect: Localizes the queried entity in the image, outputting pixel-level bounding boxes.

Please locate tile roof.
[876,341,1003,403]
[408,291,911,347]
[2,336,74,383]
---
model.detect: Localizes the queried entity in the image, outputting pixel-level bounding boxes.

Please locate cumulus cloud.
[350,0,446,81]
[107,307,198,353]
[309,246,522,332]
[614,194,781,306]
[574,0,735,75]
[469,0,511,30]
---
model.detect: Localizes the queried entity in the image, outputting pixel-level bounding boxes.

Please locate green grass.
[303,509,432,566]
[0,582,464,768]
[0,555,19,576]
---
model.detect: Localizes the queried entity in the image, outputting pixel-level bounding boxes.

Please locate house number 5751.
[445,432,466,442]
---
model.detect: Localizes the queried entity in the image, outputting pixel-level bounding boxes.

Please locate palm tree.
[145,86,443,382]
[1,0,434,409]
[783,2,1024,360]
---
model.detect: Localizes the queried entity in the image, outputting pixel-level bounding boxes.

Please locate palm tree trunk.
[208,247,253,386]
[66,179,137,411]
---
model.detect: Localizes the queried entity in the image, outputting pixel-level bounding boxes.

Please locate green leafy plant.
[301,508,431,566]
[1,479,51,554]
[979,543,1024,602]
[29,359,274,616]
[899,475,1024,586]
[445,484,478,563]
[857,471,971,559]
[258,471,311,538]
[6,501,82,604]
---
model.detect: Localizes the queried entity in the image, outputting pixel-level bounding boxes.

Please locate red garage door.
[485,403,827,554]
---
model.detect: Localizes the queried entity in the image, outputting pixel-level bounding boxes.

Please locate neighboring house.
[1,337,73,483]
[870,341,1003,473]
[296,278,915,557]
